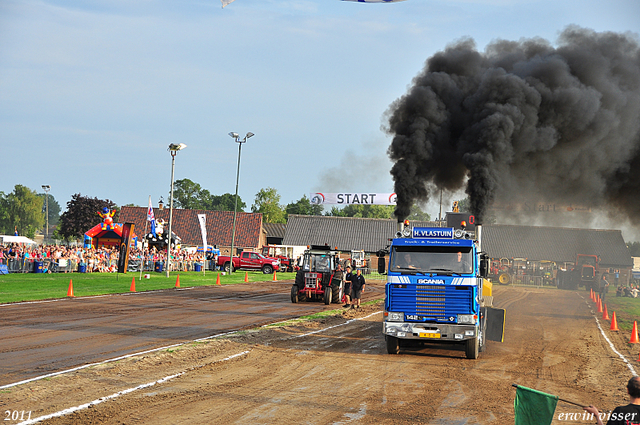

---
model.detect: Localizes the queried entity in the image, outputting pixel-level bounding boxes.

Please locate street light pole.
[42,185,50,241]
[228,132,254,273]
[166,143,187,278]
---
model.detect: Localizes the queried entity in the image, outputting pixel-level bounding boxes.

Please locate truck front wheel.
[386,335,400,354]
[465,337,479,359]
[262,264,273,274]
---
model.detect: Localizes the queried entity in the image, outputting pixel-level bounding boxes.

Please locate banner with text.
[310,193,396,205]
[117,223,135,274]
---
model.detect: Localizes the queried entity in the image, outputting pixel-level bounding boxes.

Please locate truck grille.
[389,284,474,322]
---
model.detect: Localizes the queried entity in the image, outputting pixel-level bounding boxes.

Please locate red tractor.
[558,254,600,290]
[291,246,343,305]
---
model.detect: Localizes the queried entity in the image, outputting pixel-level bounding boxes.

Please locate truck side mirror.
[378,258,386,275]
[479,254,489,278]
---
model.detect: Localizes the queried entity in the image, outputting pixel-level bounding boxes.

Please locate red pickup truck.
[217,251,280,274]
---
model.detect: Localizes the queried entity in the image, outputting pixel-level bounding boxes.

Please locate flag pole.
[511,384,587,408]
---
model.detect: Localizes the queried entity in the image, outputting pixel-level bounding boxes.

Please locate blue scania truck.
[380,222,505,359]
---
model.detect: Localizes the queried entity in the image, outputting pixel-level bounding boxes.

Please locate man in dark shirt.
[584,376,640,425]
[343,265,353,308]
[351,269,366,309]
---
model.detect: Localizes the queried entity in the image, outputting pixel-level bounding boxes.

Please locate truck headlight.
[386,312,404,322]
[457,314,476,324]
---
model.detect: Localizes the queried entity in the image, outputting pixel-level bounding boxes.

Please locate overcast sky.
[1,0,638,216]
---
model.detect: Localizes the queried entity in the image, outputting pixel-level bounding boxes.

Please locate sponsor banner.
[117,223,135,274]
[310,192,396,205]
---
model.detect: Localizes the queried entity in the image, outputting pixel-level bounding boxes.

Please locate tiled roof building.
[283,214,436,253]
[119,207,264,253]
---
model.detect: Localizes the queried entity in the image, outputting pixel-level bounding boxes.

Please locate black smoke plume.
[386,27,640,224]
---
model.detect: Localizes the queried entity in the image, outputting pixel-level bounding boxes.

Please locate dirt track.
[2,285,639,424]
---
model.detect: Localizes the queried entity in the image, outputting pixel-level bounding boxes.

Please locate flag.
[221,0,237,8]
[514,385,558,425]
[147,196,156,237]
[197,214,207,252]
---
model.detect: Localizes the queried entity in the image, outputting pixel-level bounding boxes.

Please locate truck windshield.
[391,246,473,274]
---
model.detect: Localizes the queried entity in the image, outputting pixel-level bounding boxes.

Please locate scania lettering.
[379,222,505,359]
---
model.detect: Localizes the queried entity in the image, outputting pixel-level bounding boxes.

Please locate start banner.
[310,193,396,205]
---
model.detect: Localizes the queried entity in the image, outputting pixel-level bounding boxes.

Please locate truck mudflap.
[485,306,506,342]
[383,322,478,342]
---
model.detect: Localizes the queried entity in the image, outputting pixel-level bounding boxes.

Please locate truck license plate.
[419,332,441,339]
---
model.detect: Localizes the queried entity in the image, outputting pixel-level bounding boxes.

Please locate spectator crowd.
[0,243,211,273]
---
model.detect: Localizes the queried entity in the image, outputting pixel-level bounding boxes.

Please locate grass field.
[600,294,640,333]
[0,270,297,304]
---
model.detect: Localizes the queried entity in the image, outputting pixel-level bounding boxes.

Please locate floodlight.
[229,132,239,139]
[245,132,255,139]
[168,143,187,151]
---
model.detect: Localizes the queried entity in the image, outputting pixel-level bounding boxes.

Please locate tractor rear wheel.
[290,285,298,303]
[498,273,511,285]
[332,282,343,304]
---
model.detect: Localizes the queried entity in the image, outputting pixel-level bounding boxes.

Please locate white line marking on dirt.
[1,306,379,389]
[294,311,381,338]
[17,351,250,425]
[584,296,637,376]
[0,329,239,390]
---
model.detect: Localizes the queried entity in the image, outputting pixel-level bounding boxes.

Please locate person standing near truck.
[351,268,366,309]
[600,273,611,302]
[343,265,353,308]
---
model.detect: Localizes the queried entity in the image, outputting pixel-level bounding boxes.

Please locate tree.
[324,204,395,219]
[172,178,245,212]
[37,192,61,226]
[252,187,286,223]
[0,185,45,238]
[407,204,431,222]
[628,242,640,257]
[285,195,324,217]
[173,178,206,210]
[57,194,118,241]
[209,193,246,212]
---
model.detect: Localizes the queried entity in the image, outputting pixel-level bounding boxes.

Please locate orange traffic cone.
[273,271,277,282]
[216,273,221,286]
[175,274,180,288]
[602,304,610,320]
[597,298,603,313]
[631,321,639,344]
[67,279,74,297]
[611,312,620,331]
[590,288,594,302]
[130,277,136,292]
[244,272,249,283]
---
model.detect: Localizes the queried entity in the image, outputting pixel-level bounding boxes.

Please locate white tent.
[0,235,37,245]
